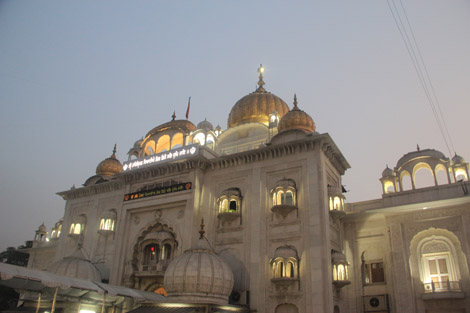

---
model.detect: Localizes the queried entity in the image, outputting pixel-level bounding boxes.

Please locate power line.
[386,0,455,157]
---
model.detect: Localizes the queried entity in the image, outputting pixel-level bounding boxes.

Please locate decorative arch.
[131,221,178,274]
[413,162,435,189]
[156,135,170,153]
[399,170,412,191]
[171,133,183,149]
[275,303,299,313]
[144,140,156,156]
[409,228,467,292]
[435,163,449,185]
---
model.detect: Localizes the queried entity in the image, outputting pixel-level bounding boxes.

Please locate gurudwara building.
[6,66,470,313]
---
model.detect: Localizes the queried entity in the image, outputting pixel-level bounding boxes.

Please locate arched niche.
[275,303,299,313]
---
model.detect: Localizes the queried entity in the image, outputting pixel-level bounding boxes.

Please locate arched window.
[161,243,172,261]
[285,190,294,205]
[410,229,464,293]
[270,246,299,283]
[413,163,435,189]
[144,244,159,265]
[69,223,81,234]
[69,215,86,236]
[276,190,284,205]
[277,260,284,278]
[217,188,241,214]
[220,198,229,213]
[271,179,297,208]
[171,133,183,149]
[420,238,460,291]
[156,135,170,153]
[144,140,156,156]
[206,134,215,144]
[229,200,237,212]
[400,171,413,191]
[99,210,117,232]
[287,261,295,277]
[455,168,468,181]
[193,133,206,146]
[331,250,350,288]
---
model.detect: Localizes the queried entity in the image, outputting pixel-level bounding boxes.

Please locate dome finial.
[112,144,117,157]
[199,218,205,239]
[256,64,266,92]
[293,94,299,110]
[172,111,176,121]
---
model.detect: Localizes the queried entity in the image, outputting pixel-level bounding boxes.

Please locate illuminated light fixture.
[80,310,96,313]
[423,207,428,210]
[157,303,194,308]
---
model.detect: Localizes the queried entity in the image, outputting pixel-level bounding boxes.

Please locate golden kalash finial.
[172,111,176,121]
[111,144,117,158]
[256,64,266,92]
[293,94,300,111]
[199,218,205,239]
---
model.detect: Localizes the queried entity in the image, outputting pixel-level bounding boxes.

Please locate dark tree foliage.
[0,244,30,267]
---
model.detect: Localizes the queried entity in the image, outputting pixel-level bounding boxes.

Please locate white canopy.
[0,262,165,303]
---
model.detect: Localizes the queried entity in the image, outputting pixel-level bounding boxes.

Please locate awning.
[0,263,165,303]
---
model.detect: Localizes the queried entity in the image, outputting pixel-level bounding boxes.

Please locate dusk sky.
[0,1,469,252]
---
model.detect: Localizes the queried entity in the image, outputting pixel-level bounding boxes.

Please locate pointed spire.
[417,144,420,151]
[256,64,266,93]
[292,94,299,111]
[111,144,117,159]
[172,111,176,121]
[199,218,205,239]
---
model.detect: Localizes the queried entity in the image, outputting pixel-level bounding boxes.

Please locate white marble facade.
[27,68,470,313]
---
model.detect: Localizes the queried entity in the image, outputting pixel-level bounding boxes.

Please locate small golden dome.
[96,145,123,177]
[278,95,316,133]
[227,65,290,128]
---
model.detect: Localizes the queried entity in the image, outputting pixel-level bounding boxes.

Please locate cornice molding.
[210,133,350,175]
[57,180,123,200]
[57,133,349,200]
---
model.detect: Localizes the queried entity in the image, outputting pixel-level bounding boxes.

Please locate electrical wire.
[386,0,455,157]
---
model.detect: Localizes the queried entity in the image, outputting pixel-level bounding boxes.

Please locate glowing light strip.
[122,145,198,172]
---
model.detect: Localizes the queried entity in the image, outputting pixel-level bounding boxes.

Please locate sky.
[0,1,469,252]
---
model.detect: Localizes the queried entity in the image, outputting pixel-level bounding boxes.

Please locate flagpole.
[186,96,191,120]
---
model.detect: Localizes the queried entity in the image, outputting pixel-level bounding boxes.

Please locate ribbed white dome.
[48,248,101,281]
[163,237,234,305]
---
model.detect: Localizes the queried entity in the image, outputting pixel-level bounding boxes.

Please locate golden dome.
[96,145,123,177]
[278,95,316,133]
[227,65,290,128]
[146,112,197,137]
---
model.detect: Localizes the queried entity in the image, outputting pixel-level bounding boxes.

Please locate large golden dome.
[278,95,316,133]
[96,145,123,177]
[227,65,290,128]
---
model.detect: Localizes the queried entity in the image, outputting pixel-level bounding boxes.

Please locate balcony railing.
[135,261,171,276]
[423,280,460,293]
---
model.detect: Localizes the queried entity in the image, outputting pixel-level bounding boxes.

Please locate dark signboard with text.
[124,182,192,202]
